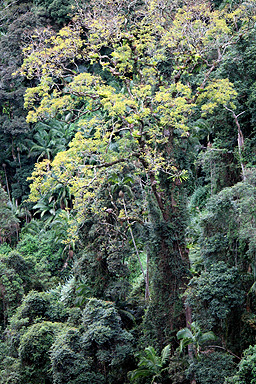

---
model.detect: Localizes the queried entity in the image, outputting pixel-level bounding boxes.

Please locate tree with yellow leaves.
[15,0,256,346]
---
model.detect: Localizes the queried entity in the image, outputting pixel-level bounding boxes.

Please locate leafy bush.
[187,352,235,384]
[51,327,105,384]
[225,345,256,384]
[17,231,69,288]
[33,0,76,25]
[9,290,68,332]
[0,187,19,242]
[0,356,21,384]
[1,251,34,291]
[19,321,63,384]
[195,174,256,268]
[186,262,245,330]
[51,299,134,384]
[0,260,24,326]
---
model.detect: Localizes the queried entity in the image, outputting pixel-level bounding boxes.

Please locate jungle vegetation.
[1,0,256,383]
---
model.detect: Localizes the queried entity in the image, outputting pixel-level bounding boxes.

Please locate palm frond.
[161,344,171,366]
[177,327,193,340]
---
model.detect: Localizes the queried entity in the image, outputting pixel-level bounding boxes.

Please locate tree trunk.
[144,180,189,348]
[138,132,189,348]
[224,107,246,181]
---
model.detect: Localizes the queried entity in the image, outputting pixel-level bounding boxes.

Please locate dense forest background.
[1,0,256,383]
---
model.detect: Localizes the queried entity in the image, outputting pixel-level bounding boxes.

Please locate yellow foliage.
[20,0,255,241]
[198,79,238,115]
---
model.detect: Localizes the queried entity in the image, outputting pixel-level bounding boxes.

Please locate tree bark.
[225,107,246,181]
[144,178,189,348]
